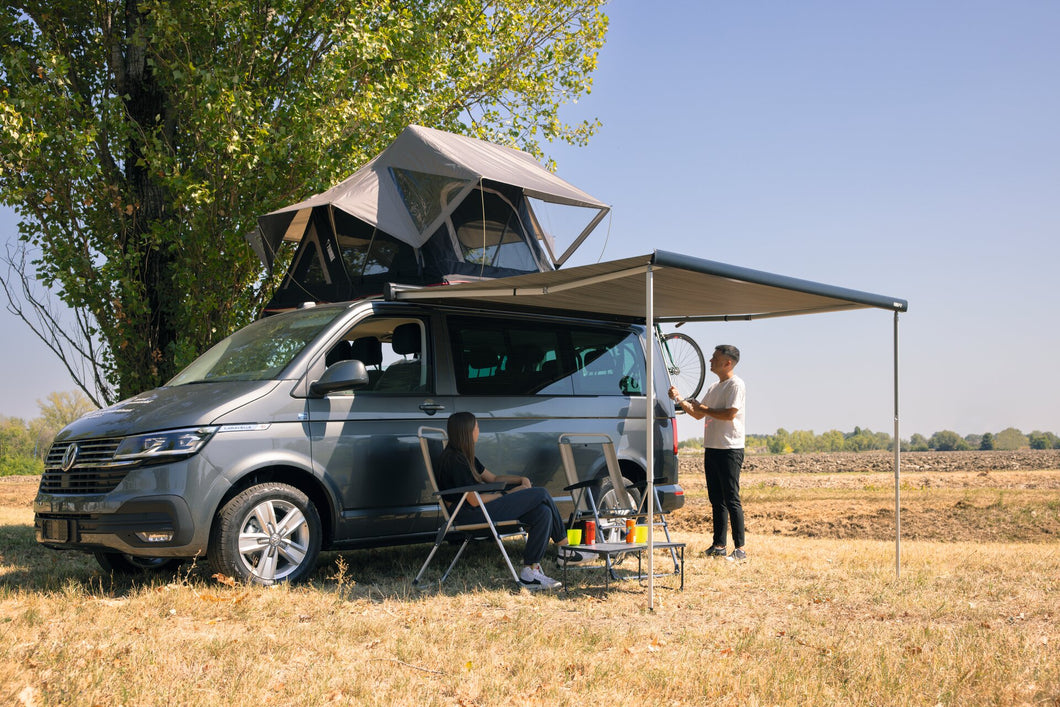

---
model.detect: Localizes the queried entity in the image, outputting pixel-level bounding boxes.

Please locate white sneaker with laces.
[519,564,562,590]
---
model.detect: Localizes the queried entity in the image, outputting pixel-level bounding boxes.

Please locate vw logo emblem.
[61,443,80,472]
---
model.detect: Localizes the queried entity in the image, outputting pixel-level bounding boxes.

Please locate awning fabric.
[385,250,908,320]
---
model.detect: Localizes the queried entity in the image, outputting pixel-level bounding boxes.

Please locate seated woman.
[437,411,586,590]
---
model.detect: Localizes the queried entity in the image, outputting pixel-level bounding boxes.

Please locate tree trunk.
[117,0,178,399]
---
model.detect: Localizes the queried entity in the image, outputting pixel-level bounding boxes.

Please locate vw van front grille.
[41,439,131,495]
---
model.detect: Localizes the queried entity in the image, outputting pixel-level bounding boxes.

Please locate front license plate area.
[39,519,72,543]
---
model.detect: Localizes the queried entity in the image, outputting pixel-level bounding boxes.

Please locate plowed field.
[672,449,1060,544]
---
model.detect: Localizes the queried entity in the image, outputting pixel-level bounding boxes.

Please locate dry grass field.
[1,453,1058,706]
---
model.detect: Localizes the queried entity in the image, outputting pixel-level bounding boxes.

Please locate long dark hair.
[446,411,482,481]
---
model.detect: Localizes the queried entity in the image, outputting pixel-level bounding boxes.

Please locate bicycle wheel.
[662,332,705,403]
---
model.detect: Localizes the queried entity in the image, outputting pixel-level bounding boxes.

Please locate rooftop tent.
[248,125,611,313]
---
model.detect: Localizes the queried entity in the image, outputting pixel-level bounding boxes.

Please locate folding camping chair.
[412,426,528,586]
[558,432,680,578]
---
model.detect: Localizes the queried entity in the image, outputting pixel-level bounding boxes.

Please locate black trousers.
[454,487,566,565]
[703,448,745,548]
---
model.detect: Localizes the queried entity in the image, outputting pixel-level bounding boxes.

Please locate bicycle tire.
[662,331,705,405]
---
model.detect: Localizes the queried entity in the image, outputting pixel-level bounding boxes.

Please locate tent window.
[451,190,538,272]
[337,234,405,277]
[287,239,330,289]
[390,168,470,233]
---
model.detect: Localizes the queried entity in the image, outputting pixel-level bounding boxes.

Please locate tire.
[208,483,322,586]
[595,475,642,544]
[93,551,184,576]
[662,331,705,405]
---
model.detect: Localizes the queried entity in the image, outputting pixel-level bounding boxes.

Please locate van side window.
[325,318,432,394]
[449,318,644,396]
[570,328,644,396]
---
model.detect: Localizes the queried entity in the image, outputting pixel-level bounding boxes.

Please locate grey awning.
[385,250,908,321]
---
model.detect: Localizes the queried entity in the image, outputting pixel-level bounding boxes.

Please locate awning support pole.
[894,311,901,579]
[646,263,655,610]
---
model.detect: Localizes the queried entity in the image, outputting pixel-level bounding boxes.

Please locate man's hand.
[668,385,681,401]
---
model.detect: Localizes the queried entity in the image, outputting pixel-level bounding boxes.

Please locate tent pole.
[646,263,655,609]
[893,311,901,578]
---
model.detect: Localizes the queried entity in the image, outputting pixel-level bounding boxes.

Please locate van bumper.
[34,495,198,556]
[33,456,219,559]
[655,484,685,512]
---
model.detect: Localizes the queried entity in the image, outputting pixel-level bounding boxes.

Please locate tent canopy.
[252,124,610,273]
[385,250,909,321]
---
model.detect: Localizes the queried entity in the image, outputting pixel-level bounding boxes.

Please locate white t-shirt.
[700,375,746,450]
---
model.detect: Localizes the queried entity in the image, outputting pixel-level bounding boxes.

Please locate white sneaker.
[557,547,595,567]
[519,564,562,590]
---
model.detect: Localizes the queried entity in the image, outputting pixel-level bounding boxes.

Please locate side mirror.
[309,360,370,397]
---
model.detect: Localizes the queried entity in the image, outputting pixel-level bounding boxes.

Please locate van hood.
[56,381,282,441]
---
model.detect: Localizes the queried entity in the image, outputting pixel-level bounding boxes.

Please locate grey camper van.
[34,299,684,584]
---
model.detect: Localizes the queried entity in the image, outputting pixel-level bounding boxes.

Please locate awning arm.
[555,206,612,267]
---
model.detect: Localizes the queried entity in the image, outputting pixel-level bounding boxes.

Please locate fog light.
[136,531,174,543]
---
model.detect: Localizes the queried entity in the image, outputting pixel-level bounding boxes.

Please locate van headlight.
[113,427,218,462]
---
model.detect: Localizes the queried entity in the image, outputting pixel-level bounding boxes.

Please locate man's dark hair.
[715,344,740,364]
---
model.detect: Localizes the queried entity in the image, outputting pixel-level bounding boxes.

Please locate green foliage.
[768,428,791,454]
[0,0,609,403]
[0,414,46,475]
[929,430,968,451]
[0,415,38,459]
[1028,431,1059,450]
[0,392,96,469]
[909,433,930,452]
[687,426,1059,455]
[0,454,43,477]
[994,427,1029,451]
[845,426,893,452]
[36,391,95,433]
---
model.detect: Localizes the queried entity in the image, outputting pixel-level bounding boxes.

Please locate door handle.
[419,401,446,415]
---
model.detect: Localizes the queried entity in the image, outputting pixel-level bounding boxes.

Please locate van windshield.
[168,308,346,385]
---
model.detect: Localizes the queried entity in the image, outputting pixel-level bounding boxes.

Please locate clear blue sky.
[2,1,1058,441]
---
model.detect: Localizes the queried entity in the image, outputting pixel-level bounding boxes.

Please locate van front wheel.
[208,483,322,586]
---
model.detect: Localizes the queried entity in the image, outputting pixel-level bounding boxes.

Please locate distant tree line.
[677,426,1060,453]
[0,392,95,476]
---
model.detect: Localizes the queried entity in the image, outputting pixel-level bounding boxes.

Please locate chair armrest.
[563,479,597,491]
[435,482,507,498]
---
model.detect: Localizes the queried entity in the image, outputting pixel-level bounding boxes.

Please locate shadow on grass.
[314,540,682,601]
[1,523,666,600]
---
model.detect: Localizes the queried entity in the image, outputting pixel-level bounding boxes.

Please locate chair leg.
[479,505,523,584]
[439,537,473,583]
[413,509,462,585]
[413,542,444,585]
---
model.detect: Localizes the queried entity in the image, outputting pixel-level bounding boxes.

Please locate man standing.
[668,345,747,560]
